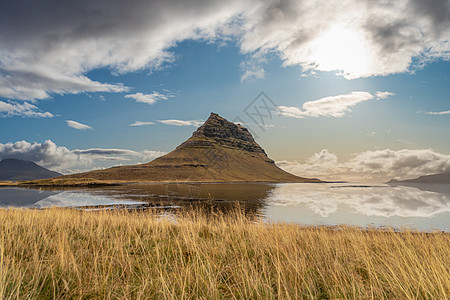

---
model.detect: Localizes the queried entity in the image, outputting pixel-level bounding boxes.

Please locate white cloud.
[278,91,379,118]
[277,148,450,182]
[240,0,450,79]
[66,120,93,130]
[141,150,166,161]
[0,140,165,173]
[0,100,53,118]
[0,0,245,100]
[72,148,139,159]
[130,121,155,127]
[0,140,84,171]
[0,71,128,101]
[1,0,448,101]
[375,91,395,99]
[240,58,266,82]
[426,110,450,115]
[158,119,204,126]
[125,91,174,105]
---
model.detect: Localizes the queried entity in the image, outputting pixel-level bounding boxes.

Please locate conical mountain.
[0,159,61,181]
[65,113,319,183]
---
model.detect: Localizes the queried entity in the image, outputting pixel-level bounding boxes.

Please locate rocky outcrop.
[187,113,267,155]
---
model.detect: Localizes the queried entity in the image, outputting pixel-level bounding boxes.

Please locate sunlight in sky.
[311,25,371,78]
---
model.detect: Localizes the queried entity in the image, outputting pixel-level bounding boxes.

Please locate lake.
[1,183,449,231]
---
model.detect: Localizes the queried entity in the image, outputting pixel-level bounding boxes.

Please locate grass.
[0,208,448,299]
[18,178,121,187]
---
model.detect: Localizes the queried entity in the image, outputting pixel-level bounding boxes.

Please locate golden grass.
[0,208,448,299]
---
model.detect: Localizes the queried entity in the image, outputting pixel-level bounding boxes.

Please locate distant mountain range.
[64,113,320,183]
[388,172,450,184]
[387,172,450,194]
[0,159,61,181]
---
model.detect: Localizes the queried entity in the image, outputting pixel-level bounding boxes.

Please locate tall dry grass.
[0,208,448,299]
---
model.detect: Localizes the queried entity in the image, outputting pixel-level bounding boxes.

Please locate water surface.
[1,183,449,231]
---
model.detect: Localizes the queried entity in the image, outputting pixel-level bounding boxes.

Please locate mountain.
[388,172,450,184]
[0,159,62,181]
[64,113,320,183]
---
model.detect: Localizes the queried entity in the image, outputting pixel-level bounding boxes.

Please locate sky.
[0,0,449,182]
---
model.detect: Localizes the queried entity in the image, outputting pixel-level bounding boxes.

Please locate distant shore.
[0,177,332,188]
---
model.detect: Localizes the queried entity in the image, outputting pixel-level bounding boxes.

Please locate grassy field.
[0,208,448,299]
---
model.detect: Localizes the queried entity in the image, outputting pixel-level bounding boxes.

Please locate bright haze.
[0,0,449,182]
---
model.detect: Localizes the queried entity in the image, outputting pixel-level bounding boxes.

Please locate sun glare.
[311,25,371,78]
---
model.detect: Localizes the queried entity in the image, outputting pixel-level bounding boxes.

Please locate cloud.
[72,148,139,159]
[0,140,83,171]
[426,110,450,115]
[130,121,155,127]
[141,150,167,161]
[278,91,381,118]
[0,71,128,101]
[240,58,266,82]
[375,91,395,99]
[66,120,93,130]
[277,148,450,182]
[125,91,174,105]
[0,100,53,118]
[1,0,448,101]
[0,0,245,100]
[158,119,204,126]
[0,140,165,173]
[240,0,450,79]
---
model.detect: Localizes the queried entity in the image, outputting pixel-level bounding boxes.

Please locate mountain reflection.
[0,188,61,207]
[99,183,276,214]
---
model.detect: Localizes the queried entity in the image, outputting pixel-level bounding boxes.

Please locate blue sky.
[0,0,449,181]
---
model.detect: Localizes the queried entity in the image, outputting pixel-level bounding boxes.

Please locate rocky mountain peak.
[186,112,267,155]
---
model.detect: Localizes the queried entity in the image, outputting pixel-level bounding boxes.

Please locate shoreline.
[0,178,342,188]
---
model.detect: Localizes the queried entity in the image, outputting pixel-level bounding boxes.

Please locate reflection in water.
[388,182,450,194]
[264,184,450,231]
[96,183,275,215]
[36,192,145,208]
[267,184,450,218]
[0,188,61,207]
[0,183,449,231]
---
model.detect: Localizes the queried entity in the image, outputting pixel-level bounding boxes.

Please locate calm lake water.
[1,183,449,231]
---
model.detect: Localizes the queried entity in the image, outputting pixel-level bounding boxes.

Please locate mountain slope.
[388,172,450,184]
[65,113,320,183]
[0,159,62,181]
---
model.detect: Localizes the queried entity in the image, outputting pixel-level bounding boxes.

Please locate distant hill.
[64,113,320,183]
[388,172,450,184]
[0,159,62,181]
[387,172,450,193]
